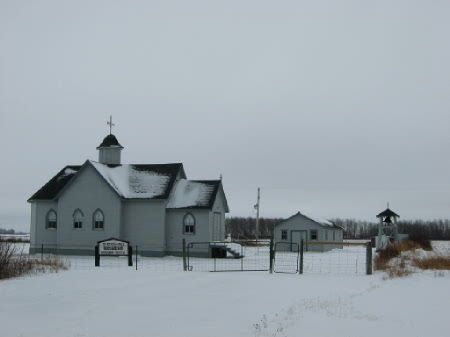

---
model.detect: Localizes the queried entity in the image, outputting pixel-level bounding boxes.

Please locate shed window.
[93,209,104,230]
[281,230,288,240]
[73,209,84,229]
[46,210,57,229]
[310,230,318,240]
[183,213,195,234]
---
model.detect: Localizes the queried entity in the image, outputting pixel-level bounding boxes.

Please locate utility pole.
[254,187,260,241]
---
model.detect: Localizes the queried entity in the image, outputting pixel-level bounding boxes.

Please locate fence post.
[299,240,304,274]
[366,243,372,275]
[182,239,187,271]
[240,244,243,271]
[135,245,138,271]
[269,239,274,274]
[94,245,100,267]
[128,246,133,267]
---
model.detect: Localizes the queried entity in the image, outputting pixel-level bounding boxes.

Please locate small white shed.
[274,211,343,252]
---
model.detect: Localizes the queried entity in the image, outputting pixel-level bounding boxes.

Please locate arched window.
[183,213,195,234]
[73,209,84,229]
[46,210,57,229]
[93,209,104,230]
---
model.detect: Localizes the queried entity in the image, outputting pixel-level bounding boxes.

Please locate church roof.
[167,179,225,210]
[28,161,184,201]
[97,134,123,149]
[28,166,82,201]
[89,161,182,199]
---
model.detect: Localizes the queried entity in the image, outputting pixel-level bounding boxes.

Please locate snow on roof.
[90,161,171,199]
[63,168,78,176]
[28,165,82,201]
[300,212,335,227]
[277,211,339,228]
[167,179,217,209]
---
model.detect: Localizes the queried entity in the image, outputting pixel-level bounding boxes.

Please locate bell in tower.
[375,204,400,250]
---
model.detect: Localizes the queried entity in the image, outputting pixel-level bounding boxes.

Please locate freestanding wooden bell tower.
[376,204,400,250]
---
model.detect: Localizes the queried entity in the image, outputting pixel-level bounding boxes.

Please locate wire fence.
[303,242,369,275]
[17,240,372,275]
[186,241,270,272]
[185,240,372,275]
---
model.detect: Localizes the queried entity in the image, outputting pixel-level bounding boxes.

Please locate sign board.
[99,239,129,256]
[95,238,133,267]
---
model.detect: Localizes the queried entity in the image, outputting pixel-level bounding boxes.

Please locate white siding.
[122,199,166,254]
[274,213,343,252]
[57,164,122,251]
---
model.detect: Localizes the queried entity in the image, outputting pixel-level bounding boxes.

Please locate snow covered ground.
[1,242,449,337]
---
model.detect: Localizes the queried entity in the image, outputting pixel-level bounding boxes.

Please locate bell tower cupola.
[96,116,124,165]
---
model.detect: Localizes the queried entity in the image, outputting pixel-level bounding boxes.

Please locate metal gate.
[273,242,300,274]
[186,240,270,272]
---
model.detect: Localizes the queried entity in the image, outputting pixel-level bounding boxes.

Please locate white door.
[291,231,307,252]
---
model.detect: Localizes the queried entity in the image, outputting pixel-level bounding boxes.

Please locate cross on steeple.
[107,116,115,135]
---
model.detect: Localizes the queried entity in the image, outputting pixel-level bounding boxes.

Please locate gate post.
[366,243,372,275]
[269,239,274,274]
[128,246,133,267]
[95,245,100,267]
[299,240,304,274]
[182,239,187,271]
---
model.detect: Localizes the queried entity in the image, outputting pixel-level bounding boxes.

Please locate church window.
[183,213,195,234]
[46,210,57,229]
[73,209,84,229]
[93,209,104,230]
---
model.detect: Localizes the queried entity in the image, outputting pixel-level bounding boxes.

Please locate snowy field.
[1,242,449,337]
[0,233,30,242]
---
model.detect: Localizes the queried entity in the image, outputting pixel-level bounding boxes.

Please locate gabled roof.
[28,166,81,201]
[28,161,185,201]
[376,208,400,218]
[88,161,183,199]
[166,179,228,210]
[276,211,342,229]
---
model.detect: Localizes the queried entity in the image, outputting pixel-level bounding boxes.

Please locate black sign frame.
[95,237,133,267]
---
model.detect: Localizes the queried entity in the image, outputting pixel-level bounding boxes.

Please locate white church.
[28,125,229,257]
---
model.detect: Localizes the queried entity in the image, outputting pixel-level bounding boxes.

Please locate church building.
[28,129,229,257]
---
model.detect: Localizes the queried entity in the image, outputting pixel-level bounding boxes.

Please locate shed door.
[291,230,307,252]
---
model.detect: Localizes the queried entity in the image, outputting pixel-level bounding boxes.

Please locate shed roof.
[276,211,342,229]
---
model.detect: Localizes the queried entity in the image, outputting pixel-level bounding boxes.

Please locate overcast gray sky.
[1,0,450,232]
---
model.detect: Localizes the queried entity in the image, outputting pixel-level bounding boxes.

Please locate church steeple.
[96,117,124,165]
